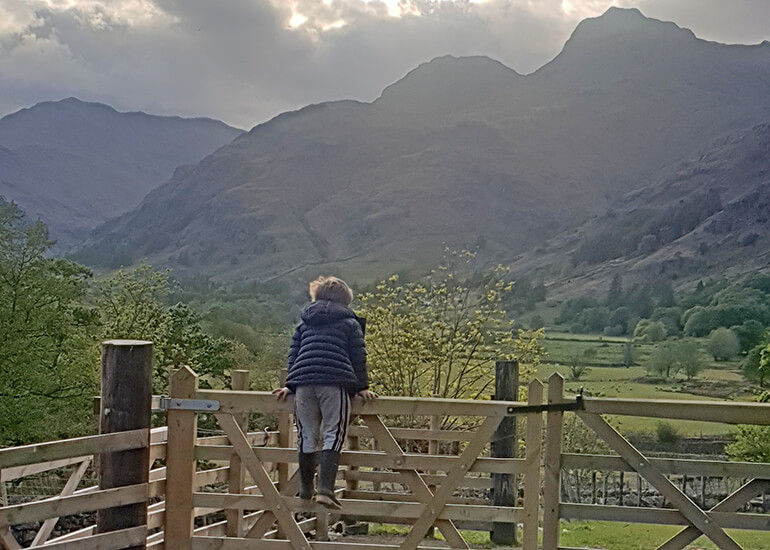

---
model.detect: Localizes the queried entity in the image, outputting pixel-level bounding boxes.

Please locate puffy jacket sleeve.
[348,319,368,392]
[286,324,302,382]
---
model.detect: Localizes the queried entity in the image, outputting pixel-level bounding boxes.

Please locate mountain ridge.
[65,7,770,288]
[0,98,243,249]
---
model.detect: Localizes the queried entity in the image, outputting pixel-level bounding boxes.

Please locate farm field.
[534,364,738,436]
[536,333,751,437]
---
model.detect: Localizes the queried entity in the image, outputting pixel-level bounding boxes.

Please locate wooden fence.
[1,368,769,550]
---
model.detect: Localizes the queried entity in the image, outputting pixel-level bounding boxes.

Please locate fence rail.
[2,369,770,550]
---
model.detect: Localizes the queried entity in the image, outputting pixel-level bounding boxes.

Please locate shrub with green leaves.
[726,392,770,462]
[358,250,543,403]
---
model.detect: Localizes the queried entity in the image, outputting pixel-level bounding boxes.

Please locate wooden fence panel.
[0,430,148,470]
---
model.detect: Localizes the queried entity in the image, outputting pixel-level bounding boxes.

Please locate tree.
[761,345,770,387]
[648,342,680,378]
[732,320,766,354]
[0,199,98,444]
[651,307,684,336]
[742,343,769,387]
[647,339,704,380]
[94,264,254,392]
[357,250,544,405]
[608,306,630,334]
[678,339,705,380]
[683,308,718,337]
[622,340,634,367]
[529,314,545,330]
[706,328,741,361]
[634,319,666,342]
[568,353,589,381]
[726,392,770,462]
[606,273,623,309]
[579,306,611,333]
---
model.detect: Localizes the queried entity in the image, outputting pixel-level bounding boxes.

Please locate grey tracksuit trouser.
[293,385,350,454]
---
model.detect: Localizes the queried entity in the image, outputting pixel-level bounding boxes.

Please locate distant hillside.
[0,98,242,250]
[510,122,770,299]
[75,8,770,285]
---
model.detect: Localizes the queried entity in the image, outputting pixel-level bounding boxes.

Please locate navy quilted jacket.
[285,300,368,393]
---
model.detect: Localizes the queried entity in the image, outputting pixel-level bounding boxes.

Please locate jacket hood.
[301,300,355,326]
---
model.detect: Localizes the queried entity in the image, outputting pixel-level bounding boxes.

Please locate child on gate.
[273,276,376,509]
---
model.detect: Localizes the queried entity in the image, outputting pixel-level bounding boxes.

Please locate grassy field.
[368,522,770,549]
[559,521,770,550]
[542,331,651,366]
[536,332,750,436]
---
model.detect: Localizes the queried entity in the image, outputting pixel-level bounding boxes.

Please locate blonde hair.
[309,276,353,306]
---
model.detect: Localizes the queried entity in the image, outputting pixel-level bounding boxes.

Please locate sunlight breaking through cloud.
[1,0,768,128]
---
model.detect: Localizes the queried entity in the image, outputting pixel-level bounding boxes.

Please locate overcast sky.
[1,0,769,129]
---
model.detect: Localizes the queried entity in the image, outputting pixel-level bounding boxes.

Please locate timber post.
[226,370,249,537]
[542,373,565,550]
[490,359,519,545]
[96,339,153,550]
[522,379,543,550]
[164,366,198,550]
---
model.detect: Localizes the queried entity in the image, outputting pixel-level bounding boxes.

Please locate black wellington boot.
[315,450,342,510]
[298,452,316,502]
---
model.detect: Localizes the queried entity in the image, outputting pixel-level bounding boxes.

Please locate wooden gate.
[163,366,547,550]
[542,374,770,550]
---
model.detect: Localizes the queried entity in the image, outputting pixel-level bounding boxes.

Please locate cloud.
[0,1,767,129]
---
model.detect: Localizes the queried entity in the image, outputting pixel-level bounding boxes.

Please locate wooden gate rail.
[195,445,525,474]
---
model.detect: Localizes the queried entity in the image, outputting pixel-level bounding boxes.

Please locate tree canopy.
[0,199,98,443]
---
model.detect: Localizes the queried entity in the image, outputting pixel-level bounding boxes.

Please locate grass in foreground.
[367,522,769,550]
[559,521,770,550]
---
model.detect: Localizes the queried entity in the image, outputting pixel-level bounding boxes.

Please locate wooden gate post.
[165,366,199,550]
[522,379,543,550]
[97,340,153,550]
[491,360,519,545]
[542,373,565,550]
[226,370,249,537]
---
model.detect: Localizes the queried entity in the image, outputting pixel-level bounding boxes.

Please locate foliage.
[529,314,545,330]
[622,340,634,367]
[705,327,740,361]
[725,391,770,463]
[732,320,766,354]
[94,264,256,392]
[557,276,675,335]
[500,275,546,313]
[633,319,666,342]
[357,250,543,404]
[0,199,98,444]
[570,189,722,266]
[562,414,611,454]
[650,307,683,336]
[761,345,770,387]
[646,339,704,380]
[682,307,718,337]
[568,354,589,381]
[655,421,680,444]
[742,345,767,386]
[606,273,623,309]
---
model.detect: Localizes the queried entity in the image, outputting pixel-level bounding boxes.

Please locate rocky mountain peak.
[374,55,521,116]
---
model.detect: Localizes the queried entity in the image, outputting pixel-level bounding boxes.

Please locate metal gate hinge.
[159,396,220,412]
